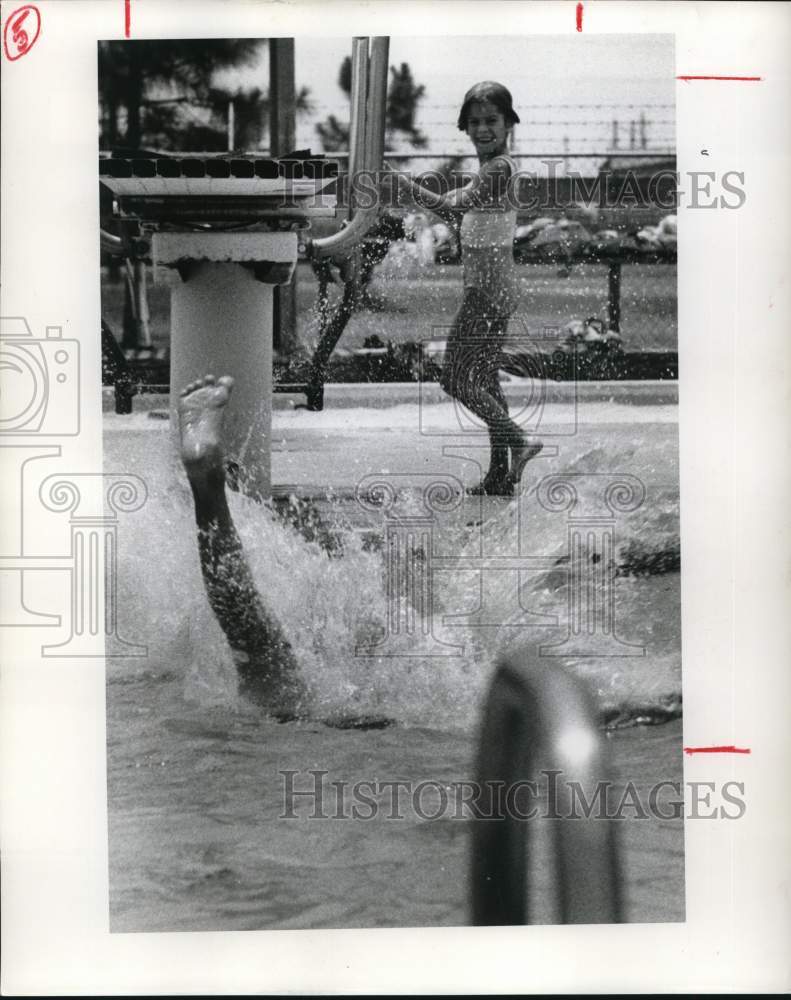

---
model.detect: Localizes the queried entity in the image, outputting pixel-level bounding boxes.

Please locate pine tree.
[315,56,428,152]
[386,63,427,148]
[99,39,312,152]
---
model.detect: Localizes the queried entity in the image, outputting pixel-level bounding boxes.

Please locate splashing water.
[111,423,681,731]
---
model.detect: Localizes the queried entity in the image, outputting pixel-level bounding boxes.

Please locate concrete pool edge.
[103,378,678,413]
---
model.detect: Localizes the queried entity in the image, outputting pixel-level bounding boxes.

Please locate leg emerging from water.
[441,290,542,494]
[178,375,307,715]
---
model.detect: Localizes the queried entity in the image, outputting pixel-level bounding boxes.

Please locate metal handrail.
[471,650,623,924]
[100,228,124,255]
[310,36,390,260]
[347,36,369,217]
[363,36,388,182]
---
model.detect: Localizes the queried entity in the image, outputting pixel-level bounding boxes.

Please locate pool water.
[107,685,683,931]
[105,402,684,930]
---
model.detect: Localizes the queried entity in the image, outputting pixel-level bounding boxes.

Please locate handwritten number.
[11,10,30,52]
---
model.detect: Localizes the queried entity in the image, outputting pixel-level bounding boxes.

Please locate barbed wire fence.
[101,99,677,363]
[300,100,676,165]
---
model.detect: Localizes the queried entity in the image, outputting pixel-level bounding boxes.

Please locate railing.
[310,36,390,261]
[471,651,623,924]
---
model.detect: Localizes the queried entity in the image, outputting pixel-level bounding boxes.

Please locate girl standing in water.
[396,81,543,495]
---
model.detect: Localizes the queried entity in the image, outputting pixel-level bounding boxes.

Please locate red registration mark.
[3,5,41,61]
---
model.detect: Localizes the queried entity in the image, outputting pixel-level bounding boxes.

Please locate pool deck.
[103,379,677,504]
[104,378,678,414]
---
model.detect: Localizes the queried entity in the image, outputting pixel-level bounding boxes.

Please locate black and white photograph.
[99,32,684,931]
[2,1,789,994]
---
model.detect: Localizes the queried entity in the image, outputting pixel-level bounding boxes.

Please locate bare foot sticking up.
[178,374,234,489]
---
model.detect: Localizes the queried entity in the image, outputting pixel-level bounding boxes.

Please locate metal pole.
[342,37,371,302]
[347,36,370,217]
[311,36,388,259]
[364,38,390,176]
[132,258,152,348]
[269,38,298,355]
[227,99,235,151]
[306,37,390,409]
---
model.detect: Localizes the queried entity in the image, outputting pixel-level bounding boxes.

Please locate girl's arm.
[383,163,472,224]
[451,155,514,209]
[394,155,515,217]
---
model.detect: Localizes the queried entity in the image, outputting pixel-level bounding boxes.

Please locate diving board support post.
[153,230,300,500]
[132,257,152,348]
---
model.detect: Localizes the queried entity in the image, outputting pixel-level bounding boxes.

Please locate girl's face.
[465,99,511,159]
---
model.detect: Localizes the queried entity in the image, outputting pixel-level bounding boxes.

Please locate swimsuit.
[459,153,520,315]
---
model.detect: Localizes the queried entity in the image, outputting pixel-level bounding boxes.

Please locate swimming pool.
[104,396,683,929]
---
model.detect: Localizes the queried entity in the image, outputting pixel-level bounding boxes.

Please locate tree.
[386,63,427,148]
[315,114,350,153]
[99,39,263,149]
[98,39,312,152]
[315,56,428,152]
[99,39,316,352]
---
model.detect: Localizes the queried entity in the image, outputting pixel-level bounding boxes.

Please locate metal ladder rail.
[471,651,623,924]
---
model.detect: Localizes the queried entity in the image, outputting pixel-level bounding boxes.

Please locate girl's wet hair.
[457,81,521,131]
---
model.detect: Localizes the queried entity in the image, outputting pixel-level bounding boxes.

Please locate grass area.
[101,258,677,356]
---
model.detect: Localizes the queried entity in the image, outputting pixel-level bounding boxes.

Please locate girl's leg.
[465,341,511,492]
[478,316,514,485]
[178,375,306,714]
[441,291,541,491]
[484,316,544,488]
